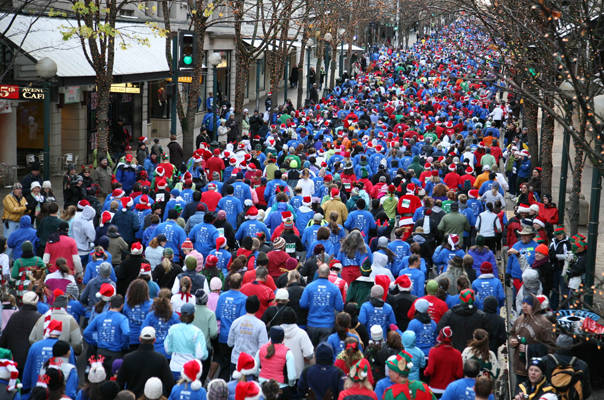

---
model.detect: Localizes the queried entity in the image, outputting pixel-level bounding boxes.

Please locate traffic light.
[179,31,195,70]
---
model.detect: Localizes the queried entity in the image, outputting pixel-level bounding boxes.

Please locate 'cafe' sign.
[0,85,46,101]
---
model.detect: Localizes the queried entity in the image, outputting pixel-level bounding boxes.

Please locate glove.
[504,274,511,287]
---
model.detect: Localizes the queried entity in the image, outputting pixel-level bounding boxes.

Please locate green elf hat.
[554,226,566,236]
[349,358,371,382]
[386,351,414,377]
[459,288,475,308]
[360,256,372,276]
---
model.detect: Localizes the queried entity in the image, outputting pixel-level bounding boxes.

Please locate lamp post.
[558,80,574,225]
[338,28,345,79]
[255,59,261,112]
[208,52,221,143]
[36,57,57,180]
[584,95,604,305]
[284,55,288,104]
[323,32,332,89]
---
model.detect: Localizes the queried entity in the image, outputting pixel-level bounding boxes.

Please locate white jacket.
[71,205,96,256]
[282,323,314,378]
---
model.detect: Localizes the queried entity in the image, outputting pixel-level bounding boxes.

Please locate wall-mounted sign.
[64,86,81,104]
[110,83,140,94]
[0,85,46,100]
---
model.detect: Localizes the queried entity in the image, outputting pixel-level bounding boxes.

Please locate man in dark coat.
[117,326,174,397]
[387,275,417,331]
[0,291,41,375]
[437,288,487,352]
[20,163,43,196]
[482,296,506,354]
[167,135,185,169]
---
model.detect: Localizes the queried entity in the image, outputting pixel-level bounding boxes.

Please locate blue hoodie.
[142,310,180,358]
[83,259,117,284]
[22,338,77,393]
[217,195,244,229]
[440,377,495,400]
[467,247,498,277]
[432,246,465,273]
[168,383,207,400]
[472,274,505,312]
[507,240,537,279]
[401,330,426,381]
[406,317,437,357]
[358,298,396,337]
[388,240,411,277]
[83,310,130,352]
[299,277,344,328]
[189,222,220,257]
[7,216,37,260]
[375,376,395,400]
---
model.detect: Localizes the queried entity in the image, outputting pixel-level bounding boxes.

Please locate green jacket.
[437,212,470,244]
[12,256,46,280]
[346,277,373,305]
[193,304,219,350]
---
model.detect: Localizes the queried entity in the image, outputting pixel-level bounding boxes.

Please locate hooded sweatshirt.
[472,273,505,312]
[515,268,542,315]
[71,205,96,256]
[369,252,394,281]
[437,304,487,352]
[401,330,426,381]
[7,216,37,260]
[297,343,344,400]
[406,313,437,356]
[282,322,314,378]
[359,297,396,337]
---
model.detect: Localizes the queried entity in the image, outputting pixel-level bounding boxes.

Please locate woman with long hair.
[337,358,376,400]
[123,279,152,351]
[170,276,195,314]
[328,211,346,255]
[462,328,500,379]
[256,326,296,388]
[334,337,374,386]
[44,257,75,296]
[151,248,182,289]
[337,230,371,284]
[141,288,180,358]
[307,227,333,259]
[30,367,70,400]
[327,312,363,357]
[144,235,167,270]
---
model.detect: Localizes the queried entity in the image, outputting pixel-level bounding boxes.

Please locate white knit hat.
[22,291,39,306]
[370,325,383,341]
[87,356,106,383]
[144,377,163,399]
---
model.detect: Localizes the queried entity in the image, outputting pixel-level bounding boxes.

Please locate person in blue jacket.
[234,207,269,242]
[374,356,396,400]
[343,199,376,240]
[112,200,140,245]
[41,340,78,400]
[163,189,187,221]
[122,279,153,350]
[326,312,363,360]
[406,298,437,357]
[506,227,538,289]
[472,262,505,312]
[299,264,344,346]
[217,186,244,230]
[83,247,117,284]
[401,330,426,381]
[388,231,410,277]
[64,283,86,324]
[153,209,187,262]
[440,359,495,400]
[189,213,220,257]
[398,255,425,298]
[167,359,207,400]
[7,215,37,260]
[142,291,180,358]
[115,154,138,193]
[358,285,396,336]
[432,234,465,273]
[83,295,130,373]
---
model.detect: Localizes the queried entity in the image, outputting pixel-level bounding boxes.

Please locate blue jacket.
[375,377,395,400]
[215,290,247,343]
[115,163,138,192]
[217,196,244,229]
[358,298,396,336]
[83,259,117,284]
[326,332,362,360]
[235,220,269,242]
[467,247,498,277]
[142,310,180,358]
[231,182,252,204]
[401,330,426,381]
[307,240,333,260]
[112,209,140,244]
[133,208,152,239]
[295,209,315,234]
[301,224,322,249]
[336,247,372,268]
[163,198,187,221]
[208,248,231,276]
[84,310,130,352]
[343,210,376,239]
[66,300,86,323]
[433,246,465,273]
[507,240,538,279]
[153,221,187,261]
[168,383,207,400]
[22,338,76,392]
[398,267,425,297]
[388,240,411,277]
[7,215,37,259]
[264,203,291,233]
[299,277,344,328]
[123,299,152,345]
[189,222,220,257]
[407,317,437,356]
[440,377,495,400]
[472,274,505,311]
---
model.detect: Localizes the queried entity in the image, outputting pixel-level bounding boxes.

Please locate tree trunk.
[568,139,585,235]
[296,37,307,109]
[329,44,337,89]
[540,104,555,196]
[524,99,539,164]
[95,74,112,155]
[234,56,250,128]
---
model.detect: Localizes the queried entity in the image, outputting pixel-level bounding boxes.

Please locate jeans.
[4,220,19,259]
[307,326,332,347]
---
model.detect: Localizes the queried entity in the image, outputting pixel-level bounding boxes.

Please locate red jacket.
[337,385,377,400]
[241,281,275,318]
[242,269,277,291]
[397,194,421,216]
[206,156,225,179]
[266,250,291,279]
[407,295,448,324]
[424,344,463,390]
[201,190,222,211]
[443,172,460,190]
[506,217,522,247]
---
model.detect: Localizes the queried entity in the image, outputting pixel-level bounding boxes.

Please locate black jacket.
[387,288,417,331]
[438,303,487,352]
[117,255,148,295]
[117,343,174,397]
[0,305,41,375]
[286,282,307,326]
[541,350,591,399]
[482,296,506,354]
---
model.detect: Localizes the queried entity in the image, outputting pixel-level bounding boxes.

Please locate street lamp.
[306,38,313,90]
[338,28,345,79]
[323,32,332,88]
[208,52,221,143]
[36,57,57,180]
[584,95,604,305]
[558,80,574,224]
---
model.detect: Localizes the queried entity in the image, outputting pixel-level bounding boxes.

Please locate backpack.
[548,354,584,400]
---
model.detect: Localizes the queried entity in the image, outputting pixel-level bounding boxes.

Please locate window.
[148,80,169,119]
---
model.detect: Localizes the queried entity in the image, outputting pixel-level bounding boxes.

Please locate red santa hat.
[131,241,143,255]
[468,189,479,199]
[121,196,133,211]
[331,187,340,198]
[100,211,112,227]
[44,319,63,338]
[303,196,312,206]
[406,183,416,194]
[246,206,259,219]
[181,238,194,250]
[329,259,343,270]
[235,381,261,400]
[156,178,168,190]
[139,263,152,276]
[0,360,21,392]
[216,236,227,251]
[155,166,165,177]
[448,234,460,248]
[517,203,531,213]
[424,162,432,170]
[533,217,545,228]
[232,352,256,379]
[213,148,221,156]
[138,136,148,143]
[181,359,203,390]
[77,199,90,210]
[448,163,456,172]
[374,275,390,301]
[395,274,412,291]
[112,188,124,198]
[399,217,414,227]
[465,165,474,174]
[96,283,115,301]
[139,194,150,206]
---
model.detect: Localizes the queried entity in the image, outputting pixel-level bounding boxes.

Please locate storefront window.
[16,101,43,150]
[148,80,169,119]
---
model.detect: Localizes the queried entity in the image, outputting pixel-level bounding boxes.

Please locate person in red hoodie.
[423,326,463,397]
[397,184,422,217]
[458,165,476,191]
[240,266,275,318]
[407,280,449,324]
[201,182,222,211]
[443,163,460,190]
[418,163,433,185]
[206,149,225,180]
[266,237,291,280]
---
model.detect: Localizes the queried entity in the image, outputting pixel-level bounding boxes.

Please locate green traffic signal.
[183,55,193,65]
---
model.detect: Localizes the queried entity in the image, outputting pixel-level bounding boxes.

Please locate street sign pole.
[43,82,50,179]
[171,34,178,136]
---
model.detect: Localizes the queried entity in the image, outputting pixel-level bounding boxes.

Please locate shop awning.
[0,14,169,78]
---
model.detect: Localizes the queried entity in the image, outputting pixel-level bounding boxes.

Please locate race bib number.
[401,198,411,208]
[155,193,165,202]
[285,243,296,254]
